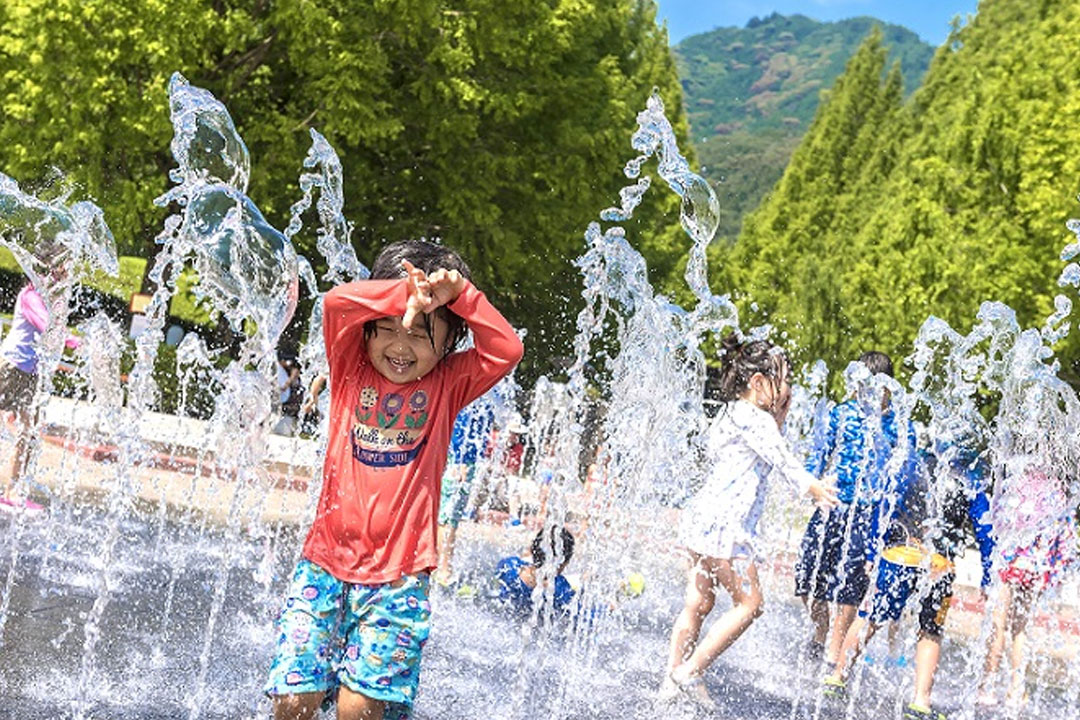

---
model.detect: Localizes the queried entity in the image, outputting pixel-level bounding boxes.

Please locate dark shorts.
[0,361,35,421]
[794,503,873,606]
[861,562,954,637]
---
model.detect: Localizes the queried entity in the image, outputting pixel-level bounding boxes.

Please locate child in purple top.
[0,284,78,512]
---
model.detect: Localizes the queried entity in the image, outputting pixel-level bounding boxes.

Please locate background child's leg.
[979,582,1013,693]
[831,617,878,681]
[1006,585,1035,702]
[810,598,830,647]
[677,558,763,677]
[3,417,31,499]
[887,620,903,660]
[827,603,859,665]
[912,632,942,709]
[435,465,469,582]
[666,552,718,672]
[911,573,954,709]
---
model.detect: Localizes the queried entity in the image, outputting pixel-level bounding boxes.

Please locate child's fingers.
[403,305,419,329]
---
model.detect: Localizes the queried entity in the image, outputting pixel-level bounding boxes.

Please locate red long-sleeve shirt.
[302,278,523,584]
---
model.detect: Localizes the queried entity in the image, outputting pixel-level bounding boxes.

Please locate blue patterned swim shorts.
[265,559,432,717]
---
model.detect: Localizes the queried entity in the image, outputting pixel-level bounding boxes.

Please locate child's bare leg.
[827,603,858,664]
[272,692,323,720]
[435,524,457,582]
[829,616,878,681]
[337,687,385,720]
[667,552,717,672]
[807,598,829,646]
[887,619,902,658]
[912,632,942,709]
[979,583,1012,690]
[677,558,763,678]
[1006,587,1034,702]
[3,425,29,499]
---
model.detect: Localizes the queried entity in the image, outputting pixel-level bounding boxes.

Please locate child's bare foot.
[670,666,716,710]
[657,674,680,702]
[1003,689,1028,711]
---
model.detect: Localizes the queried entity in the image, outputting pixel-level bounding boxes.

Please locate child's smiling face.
[367,314,450,384]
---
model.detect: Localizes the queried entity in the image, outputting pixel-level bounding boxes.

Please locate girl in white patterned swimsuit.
[661,335,838,709]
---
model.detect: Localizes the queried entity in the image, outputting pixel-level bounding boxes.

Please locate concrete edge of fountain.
[39,395,318,482]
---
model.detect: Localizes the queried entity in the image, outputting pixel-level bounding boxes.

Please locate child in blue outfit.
[495,526,576,617]
[795,352,910,664]
[435,399,494,584]
[824,432,995,720]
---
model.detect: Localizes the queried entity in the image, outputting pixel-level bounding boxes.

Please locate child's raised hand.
[426,268,466,308]
[400,260,465,329]
[401,260,433,329]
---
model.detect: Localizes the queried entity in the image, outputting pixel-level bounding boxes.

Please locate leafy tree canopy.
[0,0,692,379]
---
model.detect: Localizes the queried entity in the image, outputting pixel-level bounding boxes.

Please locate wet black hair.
[363,239,472,355]
[530,525,575,569]
[858,350,894,378]
[715,333,790,403]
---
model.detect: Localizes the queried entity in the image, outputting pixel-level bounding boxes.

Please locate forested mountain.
[716,0,1080,382]
[674,13,934,241]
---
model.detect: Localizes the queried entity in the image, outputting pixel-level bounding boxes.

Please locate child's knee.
[738,592,765,619]
[271,693,323,720]
[687,592,715,617]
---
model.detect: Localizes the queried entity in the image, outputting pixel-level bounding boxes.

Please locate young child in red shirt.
[266,239,524,720]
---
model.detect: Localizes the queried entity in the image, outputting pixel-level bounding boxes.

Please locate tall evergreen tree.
[717,28,904,364]
[842,0,1080,378]
[712,1,1080,385]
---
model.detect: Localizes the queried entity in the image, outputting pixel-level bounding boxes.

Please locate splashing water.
[1,75,1080,720]
[156,73,299,361]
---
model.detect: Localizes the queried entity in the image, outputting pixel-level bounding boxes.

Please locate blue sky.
[655,0,980,46]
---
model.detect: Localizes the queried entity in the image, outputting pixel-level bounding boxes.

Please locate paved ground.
[0,402,1077,719]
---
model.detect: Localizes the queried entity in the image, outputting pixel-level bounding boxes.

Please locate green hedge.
[52,337,229,420]
[0,249,213,327]
[0,249,236,419]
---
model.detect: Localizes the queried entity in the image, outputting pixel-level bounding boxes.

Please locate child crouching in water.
[661,335,838,709]
[495,525,577,618]
[265,239,524,720]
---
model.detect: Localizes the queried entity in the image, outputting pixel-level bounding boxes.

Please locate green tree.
[717,0,1080,384]
[0,0,691,378]
[718,28,904,365]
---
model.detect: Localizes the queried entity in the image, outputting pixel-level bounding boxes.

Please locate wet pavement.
[0,504,1075,720]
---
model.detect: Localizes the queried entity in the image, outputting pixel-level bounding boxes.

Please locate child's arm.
[322,279,408,376]
[23,287,80,348]
[441,282,524,409]
[21,287,49,333]
[742,411,838,507]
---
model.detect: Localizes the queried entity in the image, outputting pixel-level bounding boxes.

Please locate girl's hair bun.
[720,333,743,356]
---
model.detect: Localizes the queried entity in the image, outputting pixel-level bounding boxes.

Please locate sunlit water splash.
[0,70,1078,720]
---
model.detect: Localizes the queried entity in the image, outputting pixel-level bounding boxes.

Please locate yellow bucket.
[880,543,953,574]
